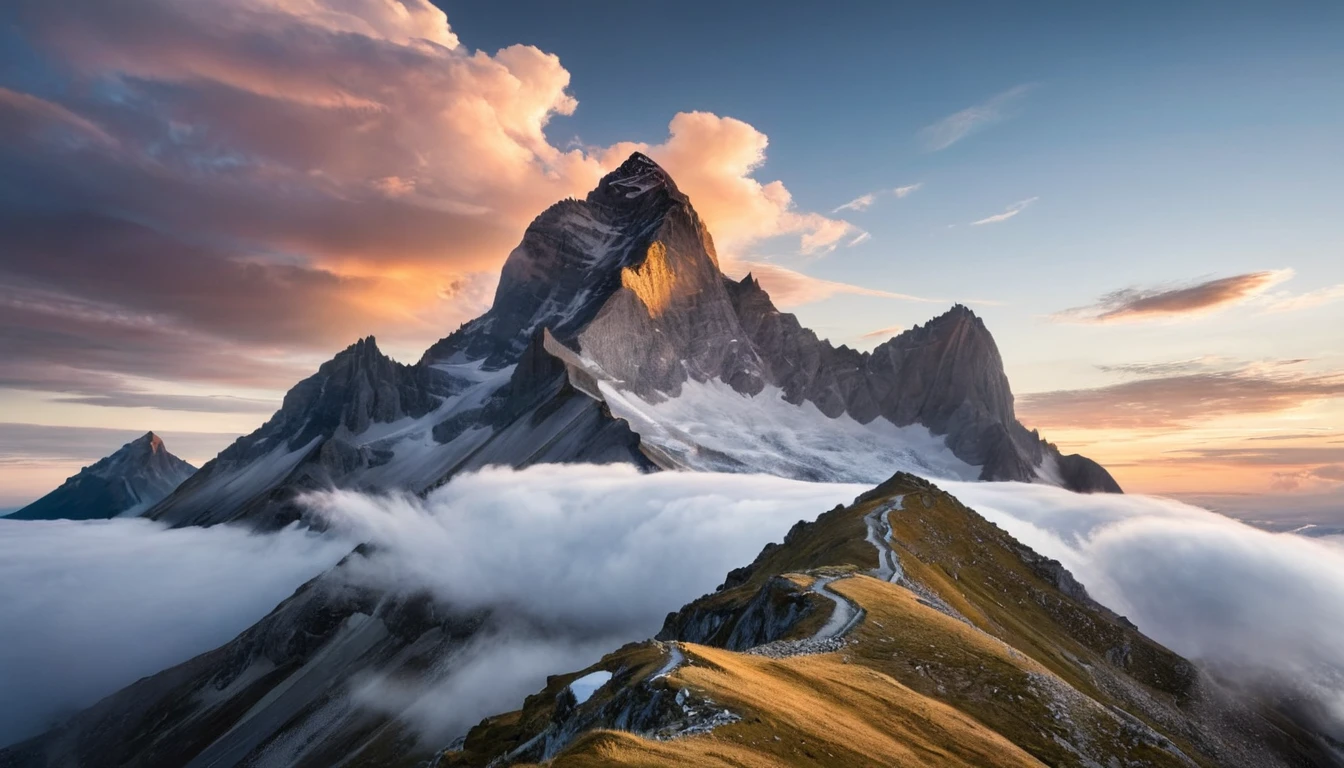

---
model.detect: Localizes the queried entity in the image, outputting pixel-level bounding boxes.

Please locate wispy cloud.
[971,196,1038,226]
[859,324,904,340]
[1052,270,1293,323]
[1262,282,1344,313]
[733,261,942,307]
[919,84,1036,152]
[832,183,922,214]
[832,193,876,213]
[847,231,872,247]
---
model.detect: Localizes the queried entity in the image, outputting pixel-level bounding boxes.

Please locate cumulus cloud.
[970,196,1038,225]
[0,518,350,746]
[1052,269,1294,323]
[944,480,1344,737]
[1017,360,1344,429]
[0,1,854,411]
[919,84,1035,152]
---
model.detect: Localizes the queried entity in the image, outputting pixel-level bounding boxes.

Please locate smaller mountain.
[8,432,196,521]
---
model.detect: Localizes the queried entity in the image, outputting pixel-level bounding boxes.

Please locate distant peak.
[131,431,164,452]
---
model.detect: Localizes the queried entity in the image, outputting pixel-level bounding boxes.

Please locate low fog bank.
[7,464,1340,752]
[0,518,351,747]
[301,464,866,741]
[944,480,1344,737]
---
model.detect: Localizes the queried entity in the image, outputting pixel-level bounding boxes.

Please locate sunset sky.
[1,1,1341,516]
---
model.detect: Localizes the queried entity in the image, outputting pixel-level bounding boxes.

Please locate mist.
[300,464,866,742]
[943,480,1344,735]
[0,518,351,747]
[6,465,1342,751]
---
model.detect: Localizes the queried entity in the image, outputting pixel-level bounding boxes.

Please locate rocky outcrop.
[8,432,195,520]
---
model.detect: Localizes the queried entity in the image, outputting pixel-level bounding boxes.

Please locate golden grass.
[541,638,1044,768]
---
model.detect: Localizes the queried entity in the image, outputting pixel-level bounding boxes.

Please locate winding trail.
[807,576,865,640]
[864,496,905,583]
[652,641,685,680]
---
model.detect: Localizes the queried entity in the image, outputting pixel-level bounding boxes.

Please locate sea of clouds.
[3,464,1342,750]
[0,518,352,746]
[0,466,863,748]
[943,480,1344,736]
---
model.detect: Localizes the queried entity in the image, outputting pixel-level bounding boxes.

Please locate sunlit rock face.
[425,152,766,399]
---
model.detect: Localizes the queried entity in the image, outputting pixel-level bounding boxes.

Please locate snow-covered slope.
[9,432,195,521]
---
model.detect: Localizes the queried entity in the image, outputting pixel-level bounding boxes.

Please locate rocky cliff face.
[8,432,195,520]
[424,152,765,398]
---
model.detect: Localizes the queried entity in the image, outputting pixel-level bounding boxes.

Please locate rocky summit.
[7,432,195,521]
[140,152,1117,530]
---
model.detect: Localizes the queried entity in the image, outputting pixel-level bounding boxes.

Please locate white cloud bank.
[301,466,865,744]
[4,465,1342,750]
[0,519,351,746]
[943,480,1344,737]
[305,465,864,634]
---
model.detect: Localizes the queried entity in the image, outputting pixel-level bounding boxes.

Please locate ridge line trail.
[864,495,906,584]
[809,494,907,641]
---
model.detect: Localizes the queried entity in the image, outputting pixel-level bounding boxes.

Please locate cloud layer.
[944,480,1344,736]
[0,518,350,746]
[5,464,1343,749]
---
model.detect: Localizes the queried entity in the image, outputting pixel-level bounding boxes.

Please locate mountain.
[6,474,1332,767]
[7,432,195,521]
[144,151,1116,529]
[444,474,1333,767]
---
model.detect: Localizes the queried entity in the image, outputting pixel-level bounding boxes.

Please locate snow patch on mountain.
[599,378,979,483]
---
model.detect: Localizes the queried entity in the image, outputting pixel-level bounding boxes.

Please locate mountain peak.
[9,431,196,521]
[592,151,678,202]
[134,431,165,453]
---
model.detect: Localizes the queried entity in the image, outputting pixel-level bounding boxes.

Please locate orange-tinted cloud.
[859,324,905,340]
[0,0,863,412]
[731,261,940,308]
[1018,361,1344,430]
[1053,270,1293,323]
